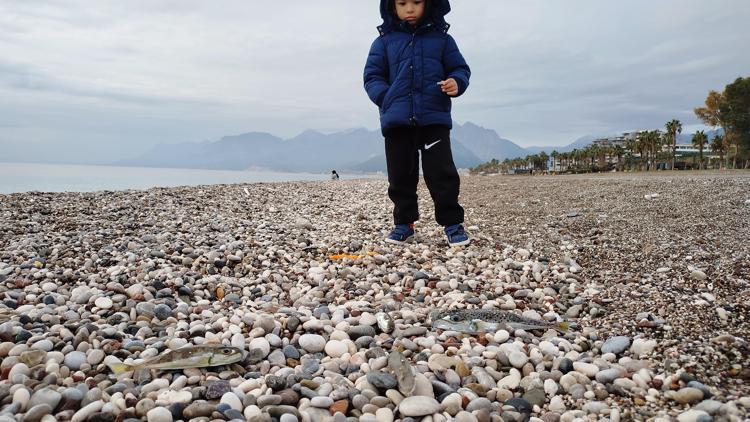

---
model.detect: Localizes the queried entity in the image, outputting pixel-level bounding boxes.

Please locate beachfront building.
[587,131,645,169]
[592,131,642,149]
[674,144,716,156]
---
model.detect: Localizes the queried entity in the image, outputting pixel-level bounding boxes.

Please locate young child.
[364,0,470,247]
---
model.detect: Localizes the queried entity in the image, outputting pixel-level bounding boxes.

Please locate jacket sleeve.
[363,37,390,107]
[443,34,471,97]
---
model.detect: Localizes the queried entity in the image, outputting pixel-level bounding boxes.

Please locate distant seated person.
[331,170,340,180]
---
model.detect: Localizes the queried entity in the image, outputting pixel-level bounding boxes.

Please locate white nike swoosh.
[425,140,442,150]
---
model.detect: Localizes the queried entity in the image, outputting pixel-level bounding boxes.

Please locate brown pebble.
[465,383,487,396]
[456,362,470,378]
[330,399,349,415]
[477,333,489,346]
[300,379,320,389]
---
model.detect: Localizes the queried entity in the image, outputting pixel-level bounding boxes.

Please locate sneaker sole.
[385,235,415,245]
[448,239,470,247]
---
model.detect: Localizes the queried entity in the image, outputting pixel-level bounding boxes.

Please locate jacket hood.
[378,0,451,35]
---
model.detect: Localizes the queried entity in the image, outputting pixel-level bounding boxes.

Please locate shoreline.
[0,162,385,195]
[0,173,748,421]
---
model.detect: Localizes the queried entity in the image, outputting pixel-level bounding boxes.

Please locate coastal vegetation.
[471,77,750,175]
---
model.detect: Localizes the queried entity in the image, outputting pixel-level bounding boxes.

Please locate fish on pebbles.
[106,345,244,375]
[430,309,571,334]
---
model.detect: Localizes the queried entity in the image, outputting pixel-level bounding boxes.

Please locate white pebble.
[538,341,558,356]
[87,349,105,366]
[9,363,30,380]
[549,395,566,412]
[310,396,334,408]
[441,393,462,416]
[244,405,262,420]
[544,378,558,396]
[147,406,173,422]
[583,401,609,414]
[359,312,377,326]
[498,368,521,390]
[156,390,192,405]
[220,392,243,411]
[573,362,599,378]
[167,338,188,350]
[630,338,657,357]
[94,297,113,309]
[249,337,270,357]
[71,401,104,422]
[375,408,394,422]
[41,282,57,292]
[399,396,441,416]
[690,270,707,281]
[509,351,528,369]
[64,351,86,370]
[12,388,30,410]
[299,334,326,353]
[325,340,347,358]
[231,333,245,349]
[142,379,169,395]
[493,330,510,343]
[677,409,710,422]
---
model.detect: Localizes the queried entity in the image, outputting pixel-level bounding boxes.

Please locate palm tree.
[653,130,665,170]
[539,151,549,172]
[638,131,661,170]
[613,145,625,171]
[550,150,558,173]
[692,131,708,170]
[625,137,638,171]
[579,148,588,170]
[711,134,727,169]
[647,130,664,170]
[665,119,682,170]
[561,152,570,172]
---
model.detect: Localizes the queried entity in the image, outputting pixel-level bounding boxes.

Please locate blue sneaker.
[445,224,470,247]
[386,224,415,244]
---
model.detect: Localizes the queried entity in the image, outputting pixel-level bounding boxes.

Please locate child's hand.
[438,78,459,96]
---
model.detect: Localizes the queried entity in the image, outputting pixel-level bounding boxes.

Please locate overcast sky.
[1,0,749,163]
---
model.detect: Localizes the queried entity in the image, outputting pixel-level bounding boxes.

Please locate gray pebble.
[154,304,172,321]
[22,404,52,422]
[601,336,631,355]
[366,371,397,390]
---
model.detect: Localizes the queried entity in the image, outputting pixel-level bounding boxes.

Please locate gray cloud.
[1,0,748,163]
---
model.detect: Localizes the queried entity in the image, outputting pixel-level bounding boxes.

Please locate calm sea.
[0,162,379,194]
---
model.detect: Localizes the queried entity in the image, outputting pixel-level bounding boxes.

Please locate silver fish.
[107,345,243,375]
[430,309,571,334]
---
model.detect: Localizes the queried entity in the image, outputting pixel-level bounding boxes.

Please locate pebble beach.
[0,171,749,422]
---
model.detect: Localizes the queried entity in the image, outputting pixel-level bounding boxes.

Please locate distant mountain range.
[118,122,527,172]
[116,123,724,172]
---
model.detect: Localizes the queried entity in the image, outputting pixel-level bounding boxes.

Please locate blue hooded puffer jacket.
[364,0,470,135]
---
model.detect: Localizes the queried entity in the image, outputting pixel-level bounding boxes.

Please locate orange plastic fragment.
[328,251,377,261]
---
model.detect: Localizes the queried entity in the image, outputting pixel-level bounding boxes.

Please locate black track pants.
[384,125,465,226]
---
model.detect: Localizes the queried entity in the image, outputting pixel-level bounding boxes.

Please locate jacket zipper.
[410,32,417,126]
